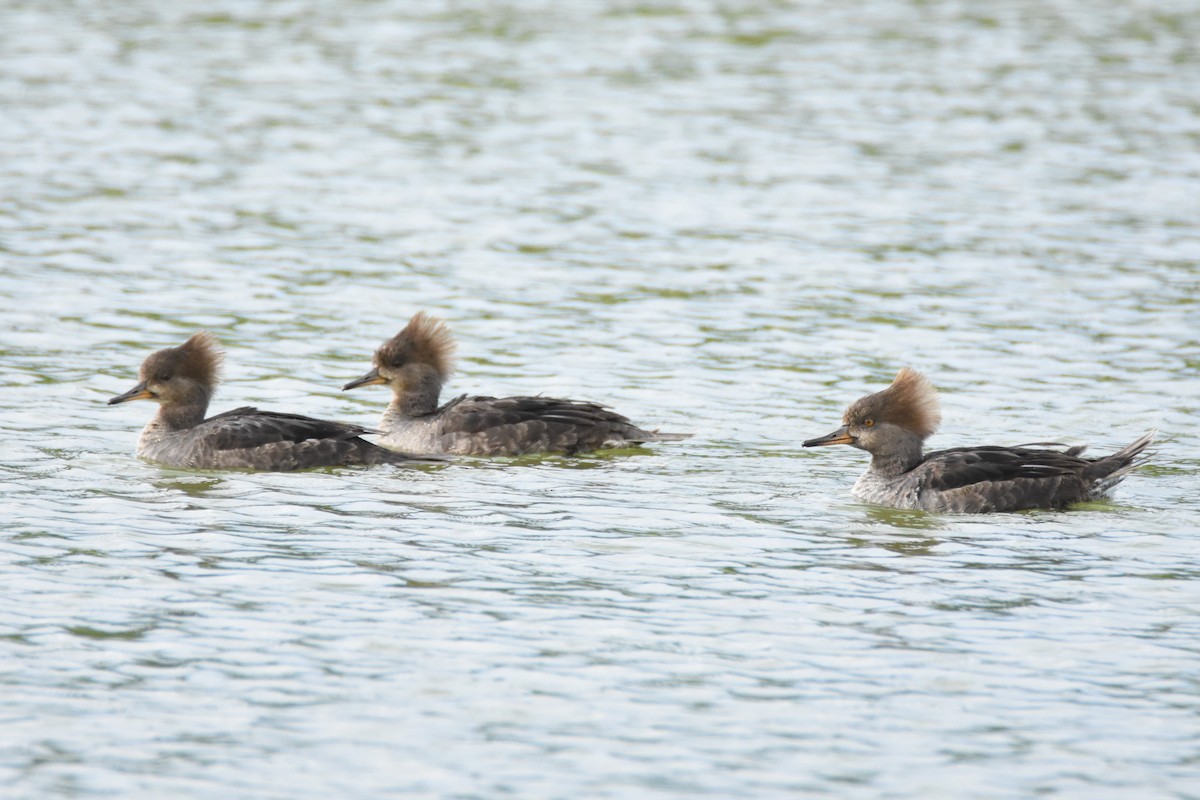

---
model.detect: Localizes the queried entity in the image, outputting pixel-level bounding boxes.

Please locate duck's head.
[803,367,941,453]
[109,331,223,408]
[343,311,457,396]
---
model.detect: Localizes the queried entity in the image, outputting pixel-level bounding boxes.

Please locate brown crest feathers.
[881,367,940,437]
[847,367,941,438]
[141,331,224,388]
[375,311,458,377]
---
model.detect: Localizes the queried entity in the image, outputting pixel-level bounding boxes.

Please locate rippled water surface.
[3,1,1199,797]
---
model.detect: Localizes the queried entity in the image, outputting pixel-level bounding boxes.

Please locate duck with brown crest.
[109,333,441,471]
[343,312,691,456]
[804,368,1154,513]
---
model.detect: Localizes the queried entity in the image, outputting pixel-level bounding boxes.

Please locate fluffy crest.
[845,367,941,438]
[375,312,458,377]
[141,331,224,388]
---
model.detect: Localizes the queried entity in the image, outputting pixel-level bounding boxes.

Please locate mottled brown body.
[805,368,1154,513]
[344,312,690,456]
[110,333,436,471]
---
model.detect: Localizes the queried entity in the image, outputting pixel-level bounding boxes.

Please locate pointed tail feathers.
[1086,429,1156,494]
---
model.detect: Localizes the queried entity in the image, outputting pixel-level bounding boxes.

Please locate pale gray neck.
[156,400,207,431]
[154,393,209,432]
[387,374,443,418]
[140,400,208,448]
[867,435,925,476]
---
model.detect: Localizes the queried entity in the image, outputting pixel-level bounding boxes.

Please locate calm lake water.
[2,1,1198,797]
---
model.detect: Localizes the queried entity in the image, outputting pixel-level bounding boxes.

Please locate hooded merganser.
[109,332,439,471]
[803,367,1154,513]
[342,312,691,456]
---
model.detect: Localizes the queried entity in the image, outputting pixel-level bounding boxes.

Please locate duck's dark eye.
[389,358,404,369]
[156,372,173,382]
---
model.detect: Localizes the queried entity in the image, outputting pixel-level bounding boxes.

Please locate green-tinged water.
[2,1,1198,797]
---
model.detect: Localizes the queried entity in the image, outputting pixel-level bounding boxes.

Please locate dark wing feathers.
[200,407,374,450]
[190,407,435,470]
[917,446,1085,493]
[908,440,1153,512]
[431,395,673,456]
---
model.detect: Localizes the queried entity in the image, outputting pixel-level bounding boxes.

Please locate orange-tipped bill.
[108,382,155,405]
[803,425,854,447]
[343,368,386,391]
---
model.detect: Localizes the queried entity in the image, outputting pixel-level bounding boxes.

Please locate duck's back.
[400,394,685,456]
[908,445,1096,512]
[860,441,1145,513]
[140,407,419,471]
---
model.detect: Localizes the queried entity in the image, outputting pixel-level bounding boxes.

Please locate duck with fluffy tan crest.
[803,368,1155,513]
[342,312,692,456]
[109,332,441,471]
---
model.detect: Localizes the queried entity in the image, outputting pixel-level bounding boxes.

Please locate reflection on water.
[860,506,947,532]
[2,0,1199,798]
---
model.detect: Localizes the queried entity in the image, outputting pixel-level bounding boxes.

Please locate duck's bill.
[802,425,853,447]
[342,368,385,391]
[108,382,154,405]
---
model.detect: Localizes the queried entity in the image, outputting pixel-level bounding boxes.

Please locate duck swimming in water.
[803,368,1154,513]
[342,312,691,456]
[109,332,438,471]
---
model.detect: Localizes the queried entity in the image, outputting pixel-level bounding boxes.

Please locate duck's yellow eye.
[863,419,874,428]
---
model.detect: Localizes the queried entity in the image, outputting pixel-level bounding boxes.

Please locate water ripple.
[3,1,1199,798]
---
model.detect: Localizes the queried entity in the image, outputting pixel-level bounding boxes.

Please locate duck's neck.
[867,436,925,476]
[386,375,443,419]
[144,395,209,440]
